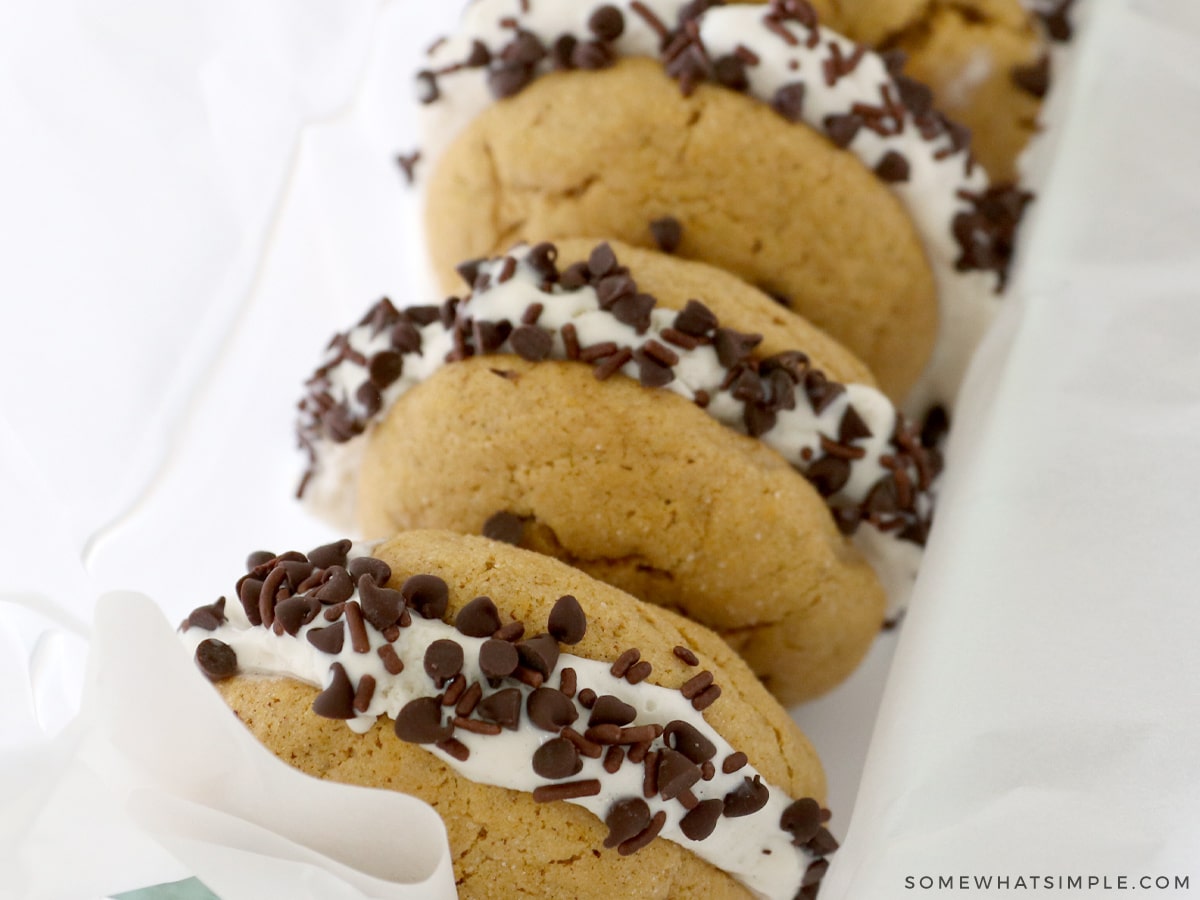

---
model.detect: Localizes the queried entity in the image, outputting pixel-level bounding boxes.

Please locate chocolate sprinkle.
[532,779,601,803]
[672,645,699,666]
[618,810,666,856]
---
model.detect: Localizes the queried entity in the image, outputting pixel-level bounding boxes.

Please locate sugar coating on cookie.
[180,539,838,899]
[413,0,1031,412]
[297,242,937,614]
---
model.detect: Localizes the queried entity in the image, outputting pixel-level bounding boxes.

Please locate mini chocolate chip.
[312,662,356,719]
[559,261,591,289]
[633,348,675,388]
[402,573,449,619]
[394,696,453,743]
[649,216,682,253]
[517,633,560,678]
[510,324,553,361]
[604,797,651,848]
[465,39,491,68]
[874,150,910,183]
[663,720,716,763]
[587,694,637,728]
[348,556,392,585]
[306,622,345,655]
[1012,54,1050,99]
[723,774,770,817]
[772,81,806,122]
[588,4,625,41]
[571,39,614,70]
[505,30,546,65]
[596,272,636,307]
[367,350,404,389]
[611,293,655,334]
[533,737,583,779]
[656,748,702,801]
[358,575,406,631]
[314,566,354,604]
[588,243,618,278]
[195,639,237,681]
[425,639,464,685]
[355,381,382,416]
[808,826,840,855]
[550,33,577,69]
[456,596,503,637]
[803,858,830,888]
[245,550,275,570]
[680,798,724,841]
[548,594,587,644]
[482,511,525,546]
[673,299,717,337]
[824,112,862,148]
[894,73,934,115]
[473,318,512,354]
[805,455,852,497]
[487,62,533,99]
[838,405,873,443]
[780,797,823,846]
[712,54,748,90]
[273,596,320,636]
[307,539,352,570]
[713,328,762,368]
[493,621,525,642]
[527,687,579,731]
[455,258,484,289]
[184,597,226,632]
[479,637,520,679]
[415,70,439,105]
[477,687,522,729]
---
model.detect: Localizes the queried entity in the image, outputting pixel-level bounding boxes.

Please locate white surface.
[2,0,1198,897]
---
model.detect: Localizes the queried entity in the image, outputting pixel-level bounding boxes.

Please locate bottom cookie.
[183,530,839,899]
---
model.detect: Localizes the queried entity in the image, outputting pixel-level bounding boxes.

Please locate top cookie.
[414,0,1030,409]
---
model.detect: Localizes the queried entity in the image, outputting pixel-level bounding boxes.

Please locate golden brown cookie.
[809,0,1048,183]
[182,531,838,899]
[414,0,1031,409]
[425,57,935,401]
[298,240,940,704]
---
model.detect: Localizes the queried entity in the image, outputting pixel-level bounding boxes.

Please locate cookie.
[808,0,1048,183]
[297,240,940,702]
[181,531,838,899]
[414,0,1031,410]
